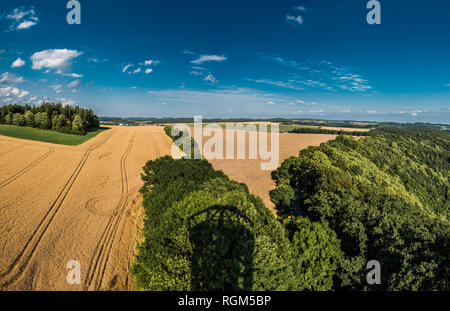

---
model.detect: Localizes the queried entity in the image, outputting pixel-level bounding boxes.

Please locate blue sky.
[0,0,449,123]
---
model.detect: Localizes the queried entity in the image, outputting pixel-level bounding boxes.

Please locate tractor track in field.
[0,131,113,288]
[0,148,54,190]
[84,133,136,290]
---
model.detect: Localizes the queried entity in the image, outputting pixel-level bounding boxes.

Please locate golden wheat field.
[0,126,178,291]
[0,124,336,290]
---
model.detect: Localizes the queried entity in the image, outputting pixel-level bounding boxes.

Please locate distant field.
[0,126,174,290]
[0,125,108,146]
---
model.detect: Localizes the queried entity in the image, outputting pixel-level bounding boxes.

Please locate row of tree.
[0,103,100,135]
[291,127,370,136]
[271,127,450,290]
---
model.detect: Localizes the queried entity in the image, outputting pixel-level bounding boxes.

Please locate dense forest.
[132,156,343,290]
[0,103,99,135]
[133,126,449,291]
[291,127,370,136]
[271,127,450,290]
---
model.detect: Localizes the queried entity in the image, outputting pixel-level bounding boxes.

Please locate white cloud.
[446,83,450,87]
[87,57,107,63]
[267,101,275,105]
[7,8,39,31]
[191,54,227,65]
[0,72,24,84]
[0,86,29,99]
[203,74,218,84]
[51,84,63,94]
[17,90,30,98]
[57,98,76,106]
[336,75,372,92]
[122,64,132,73]
[144,59,160,66]
[16,21,37,30]
[247,78,304,91]
[286,15,304,25]
[62,73,84,78]
[190,71,203,76]
[410,110,423,116]
[182,49,195,55]
[11,58,25,68]
[294,6,307,11]
[145,68,153,74]
[296,99,305,104]
[133,67,141,74]
[68,80,81,88]
[31,49,83,73]
[262,55,372,92]
[367,110,377,114]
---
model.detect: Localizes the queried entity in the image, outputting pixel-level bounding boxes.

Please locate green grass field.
[0,125,108,146]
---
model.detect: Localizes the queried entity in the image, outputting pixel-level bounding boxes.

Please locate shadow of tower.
[188,205,254,290]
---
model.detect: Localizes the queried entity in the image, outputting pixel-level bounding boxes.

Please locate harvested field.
[187,126,336,211]
[0,126,175,290]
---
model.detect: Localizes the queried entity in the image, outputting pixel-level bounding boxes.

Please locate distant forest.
[291,127,370,136]
[0,103,100,135]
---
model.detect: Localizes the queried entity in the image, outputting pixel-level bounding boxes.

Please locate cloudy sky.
[0,0,449,122]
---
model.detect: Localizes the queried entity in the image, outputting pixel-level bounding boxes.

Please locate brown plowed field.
[0,126,175,291]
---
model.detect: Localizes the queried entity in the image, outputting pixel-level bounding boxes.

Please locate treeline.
[271,127,450,290]
[0,103,100,135]
[132,156,343,290]
[291,127,371,136]
[100,117,138,126]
